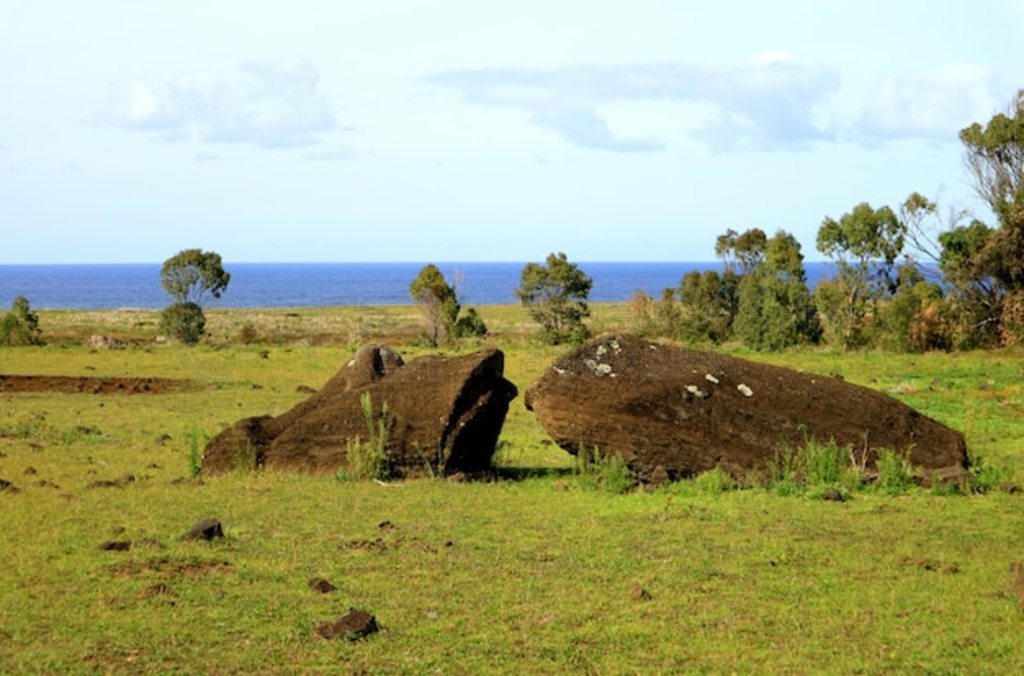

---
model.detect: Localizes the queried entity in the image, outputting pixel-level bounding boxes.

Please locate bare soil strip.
[0,374,195,395]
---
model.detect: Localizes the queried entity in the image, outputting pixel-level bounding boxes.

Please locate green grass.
[2,306,1023,672]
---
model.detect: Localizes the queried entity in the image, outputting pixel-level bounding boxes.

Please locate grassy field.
[2,305,1023,672]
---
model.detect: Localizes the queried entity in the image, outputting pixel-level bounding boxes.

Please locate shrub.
[160,302,206,345]
[452,307,488,338]
[237,322,259,345]
[0,296,43,346]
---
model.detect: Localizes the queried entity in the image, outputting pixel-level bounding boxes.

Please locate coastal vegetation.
[0,295,43,346]
[515,251,593,344]
[158,249,231,345]
[408,264,487,346]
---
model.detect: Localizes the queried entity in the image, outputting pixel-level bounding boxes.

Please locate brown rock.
[308,577,337,593]
[202,344,516,478]
[821,488,844,502]
[99,540,132,551]
[86,473,135,490]
[0,478,18,493]
[647,465,671,487]
[629,584,652,601]
[314,608,379,640]
[183,518,225,541]
[525,335,969,482]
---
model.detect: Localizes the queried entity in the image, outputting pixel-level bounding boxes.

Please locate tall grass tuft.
[184,427,206,477]
[875,448,917,495]
[693,466,735,496]
[765,436,862,497]
[574,444,635,494]
[338,392,393,481]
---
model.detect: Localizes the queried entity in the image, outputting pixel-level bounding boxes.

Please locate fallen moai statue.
[524,334,969,484]
[202,344,517,477]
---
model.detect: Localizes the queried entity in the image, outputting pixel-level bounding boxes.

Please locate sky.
[1,0,1022,264]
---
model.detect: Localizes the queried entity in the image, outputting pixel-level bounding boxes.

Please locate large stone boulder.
[524,334,969,483]
[203,345,517,477]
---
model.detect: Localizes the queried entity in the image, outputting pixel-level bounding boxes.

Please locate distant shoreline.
[1,261,846,311]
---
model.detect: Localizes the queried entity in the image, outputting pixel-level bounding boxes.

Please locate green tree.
[815,202,905,348]
[515,252,593,344]
[409,264,460,346]
[0,296,44,346]
[677,270,737,344]
[959,89,1024,226]
[715,228,767,276]
[160,249,231,304]
[159,249,229,345]
[926,92,1024,347]
[877,265,948,352]
[733,231,819,350]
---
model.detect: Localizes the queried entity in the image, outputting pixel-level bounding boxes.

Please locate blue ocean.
[0,262,838,310]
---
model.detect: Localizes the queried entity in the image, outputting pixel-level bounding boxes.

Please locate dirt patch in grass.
[110,557,232,578]
[0,374,195,395]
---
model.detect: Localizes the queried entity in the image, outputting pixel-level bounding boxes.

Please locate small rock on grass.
[628,584,652,601]
[315,609,379,641]
[183,518,225,541]
[821,488,844,502]
[99,540,132,551]
[308,577,337,594]
[86,474,135,490]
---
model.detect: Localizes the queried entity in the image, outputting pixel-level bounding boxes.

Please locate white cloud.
[303,148,355,162]
[97,58,339,149]
[424,54,841,152]
[855,64,999,142]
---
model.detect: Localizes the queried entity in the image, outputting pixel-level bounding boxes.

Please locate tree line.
[629,90,1024,352]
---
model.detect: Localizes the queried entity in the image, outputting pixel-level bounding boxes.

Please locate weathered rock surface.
[524,334,969,482]
[202,344,517,477]
[183,518,225,541]
[315,609,379,641]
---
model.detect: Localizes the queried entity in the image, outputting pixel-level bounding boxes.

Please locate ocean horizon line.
[0,259,832,266]
[1,260,843,310]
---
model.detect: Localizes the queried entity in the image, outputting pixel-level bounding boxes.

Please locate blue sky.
[1,0,1022,263]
